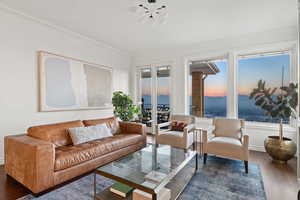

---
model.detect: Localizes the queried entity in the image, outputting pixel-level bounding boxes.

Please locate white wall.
[0,8,132,164]
[132,27,299,152]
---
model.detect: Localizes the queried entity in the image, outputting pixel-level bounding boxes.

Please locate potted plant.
[112,91,140,122]
[250,80,298,163]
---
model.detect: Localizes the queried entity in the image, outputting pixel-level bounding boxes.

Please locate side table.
[194,125,215,157]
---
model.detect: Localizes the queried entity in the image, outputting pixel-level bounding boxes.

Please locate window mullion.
[227,52,238,118]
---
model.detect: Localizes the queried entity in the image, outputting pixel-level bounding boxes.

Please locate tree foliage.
[112,91,140,122]
[249,80,298,120]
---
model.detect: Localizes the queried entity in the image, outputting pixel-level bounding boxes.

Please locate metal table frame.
[93,142,198,200]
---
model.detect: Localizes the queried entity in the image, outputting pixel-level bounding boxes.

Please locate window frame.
[237,50,292,124]
[188,57,229,118]
[183,42,298,126]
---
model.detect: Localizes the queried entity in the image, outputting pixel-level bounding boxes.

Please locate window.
[141,68,152,111]
[189,59,228,118]
[238,53,291,123]
[157,66,171,123]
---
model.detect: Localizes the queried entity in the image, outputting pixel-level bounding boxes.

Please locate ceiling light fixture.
[130,0,168,25]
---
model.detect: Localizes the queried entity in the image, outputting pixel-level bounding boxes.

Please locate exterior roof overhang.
[190,62,220,75]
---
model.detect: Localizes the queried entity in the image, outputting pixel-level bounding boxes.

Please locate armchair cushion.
[206,137,248,161]
[209,137,242,147]
[213,118,243,139]
[170,115,194,124]
[159,131,183,137]
[156,131,184,149]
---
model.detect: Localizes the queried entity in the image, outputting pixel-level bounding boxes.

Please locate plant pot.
[264,136,297,164]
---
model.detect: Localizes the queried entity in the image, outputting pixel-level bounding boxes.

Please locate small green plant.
[112,91,140,122]
[249,80,298,120]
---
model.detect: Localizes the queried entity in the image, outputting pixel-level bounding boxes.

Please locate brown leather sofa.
[4,117,146,194]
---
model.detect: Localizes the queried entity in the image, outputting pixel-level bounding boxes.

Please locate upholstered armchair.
[203,118,249,173]
[155,114,195,150]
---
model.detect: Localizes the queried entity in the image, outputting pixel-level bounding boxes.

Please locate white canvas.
[39,51,113,111]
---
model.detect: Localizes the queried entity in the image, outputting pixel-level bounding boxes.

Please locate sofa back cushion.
[27,120,84,147]
[83,117,120,135]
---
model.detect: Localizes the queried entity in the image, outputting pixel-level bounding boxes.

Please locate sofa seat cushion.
[54,134,145,171]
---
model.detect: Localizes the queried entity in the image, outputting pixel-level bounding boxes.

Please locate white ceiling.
[0,0,298,53]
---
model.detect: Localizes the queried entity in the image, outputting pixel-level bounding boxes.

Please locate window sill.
[245,121,295,132]
[196,117,296,132]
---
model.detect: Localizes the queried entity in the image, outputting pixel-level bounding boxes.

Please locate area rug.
[18,156,266,200]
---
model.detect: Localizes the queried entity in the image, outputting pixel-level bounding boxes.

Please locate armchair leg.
[244,161,248,174]
[204,153,207,164]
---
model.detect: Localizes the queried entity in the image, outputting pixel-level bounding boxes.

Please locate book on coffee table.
[133,181,171,200]
[145,171,167,183]
[110,182,134,197]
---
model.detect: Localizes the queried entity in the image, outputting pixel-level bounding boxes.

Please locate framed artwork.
[38,51,113,112]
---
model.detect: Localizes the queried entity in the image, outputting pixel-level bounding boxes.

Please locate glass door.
[138,67,154,134]
[137,65,171,134]
[156,66,171,125]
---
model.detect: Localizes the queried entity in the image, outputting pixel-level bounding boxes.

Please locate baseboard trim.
[249,145,265,152]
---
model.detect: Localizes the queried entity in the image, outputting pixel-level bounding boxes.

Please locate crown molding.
[0,3,131,57]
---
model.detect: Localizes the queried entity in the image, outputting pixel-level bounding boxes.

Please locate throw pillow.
[68,124,112,145]
[171,121,188,132]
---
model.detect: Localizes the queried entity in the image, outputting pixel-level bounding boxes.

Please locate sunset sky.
[142,54,290,97]
[202,61,227,97]
[238,54,290,96]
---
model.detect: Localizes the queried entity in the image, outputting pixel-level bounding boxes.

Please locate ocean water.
[142,95,286,123]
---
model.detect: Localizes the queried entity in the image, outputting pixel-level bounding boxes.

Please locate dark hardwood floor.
[0,136,299,200]
[0,166,31,200]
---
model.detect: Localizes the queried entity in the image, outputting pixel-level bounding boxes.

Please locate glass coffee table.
[94,144,198,200]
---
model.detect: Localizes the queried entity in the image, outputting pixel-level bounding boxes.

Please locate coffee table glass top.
[96,144,196,192]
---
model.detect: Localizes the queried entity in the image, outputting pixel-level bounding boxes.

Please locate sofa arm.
[119,122,146,136]
[5,134,55,193]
